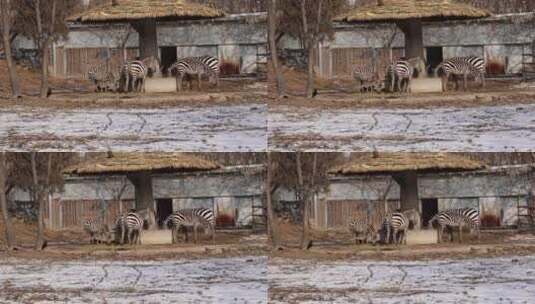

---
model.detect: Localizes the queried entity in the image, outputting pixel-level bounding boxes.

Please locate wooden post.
[397,20,425,60]
[393,171,420,213]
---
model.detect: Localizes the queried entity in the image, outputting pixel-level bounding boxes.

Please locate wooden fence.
[327,47,405,79]
[57,47,139,79]
[46,199,135,230]
[324,200,400,229]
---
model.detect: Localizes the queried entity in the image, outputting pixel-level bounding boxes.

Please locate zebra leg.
[463,74,468,91]
[193,224,198,244]
[459,223,463,243]
[212,225,216,244]
[385,224,391,244]
[177,75,182,92]
[481,73,486,89]
[437,225,443,243]
[198,72,202,91]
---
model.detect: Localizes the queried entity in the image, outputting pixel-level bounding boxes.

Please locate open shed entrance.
[426,47,443,76]
[160,47,177,77]
[421,198,438,227]
[156,198,173,228]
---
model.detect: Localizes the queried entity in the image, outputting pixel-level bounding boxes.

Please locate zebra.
[164,208,216,244]
[428,208,481,243]
[167,56,220,92]
[348,207,389,245]
[353,64,381,93]
[386,57,426,93]
[114,211,144,245]
[435,56,486,91]
[120,56,160,93]
[83,217,111,244]
[87,63,118,92]
[383,212,410,245]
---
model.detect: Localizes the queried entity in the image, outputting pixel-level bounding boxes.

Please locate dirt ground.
[0,60,266,109]
[272,221,535,262]
[268,67,535,110]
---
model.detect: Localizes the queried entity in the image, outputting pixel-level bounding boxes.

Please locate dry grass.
[330,153,485,175]
[0,218,85,248]
[335,0,491,23]
[69,0,224,22]
[63,153,220,175]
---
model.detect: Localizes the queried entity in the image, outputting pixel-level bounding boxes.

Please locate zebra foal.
[428,208,481,243]
[83,217,112,245]
[167,56,220,92]
[164,208,216,244]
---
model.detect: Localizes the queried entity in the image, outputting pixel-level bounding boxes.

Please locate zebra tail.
[428,214,438,229]
[434,63,443,78]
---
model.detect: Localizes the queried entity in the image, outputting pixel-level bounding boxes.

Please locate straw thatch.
[330,153,484,175]
[64,153,220,175]
[68,0,224,23]
[335,0,491,23]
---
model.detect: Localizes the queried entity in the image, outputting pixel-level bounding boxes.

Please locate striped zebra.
[83,217,111,244]
[164,208,216,244]
[435,56,486,91]
[87,63,118,92]
[114,211,144,245]
[353,64,381,93]
[167,56,220,92]
[383,212,409,245]
[428,208,481,243]
[348,207,389,245]
[386,57,426,93]
[120,56,160,93]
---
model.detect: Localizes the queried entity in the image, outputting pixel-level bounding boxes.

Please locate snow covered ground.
[269,104,535,151]
[269,256,535,303]
[0,105,267,151]
[0,256,268,303]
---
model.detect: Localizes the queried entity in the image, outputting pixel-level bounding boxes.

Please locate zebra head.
[407,57,427,77]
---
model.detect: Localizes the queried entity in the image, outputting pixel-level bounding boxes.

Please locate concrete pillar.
[397,20,425,60]
[133,20,158,59]
[393,171,420,213]
[127,172,155,211]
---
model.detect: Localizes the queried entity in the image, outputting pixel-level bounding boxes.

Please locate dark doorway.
[156,199,173,228]
[421,198,439,227]
[160,47,177,77]
[426,47,443,76]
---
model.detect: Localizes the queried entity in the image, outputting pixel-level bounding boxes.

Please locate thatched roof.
[68,0,224,23]
[335,0,491,23]
[64,153,220,175]
[330,153,484,175]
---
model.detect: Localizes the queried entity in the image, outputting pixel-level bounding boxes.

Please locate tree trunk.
[38,0,56,98]
[296,153,311,249]
[133,20,158,59]
[40,41,50,98]
[31,153,46,251]
[266,153,282,250]
[0,0,21,98]
[398,20,424,61]
[0,152,16,250]
[305,45,315,98]
[268,0,286,97]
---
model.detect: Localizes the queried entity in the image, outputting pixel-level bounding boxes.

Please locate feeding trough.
[406,229,437,245]
[411,77,442,93]
[141,229,173,245]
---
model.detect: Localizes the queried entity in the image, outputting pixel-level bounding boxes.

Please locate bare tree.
[268,0,286,98]
[0,0,21,98]
[266,152,282,249]
[0,152,16,250]
[278,0,345,97]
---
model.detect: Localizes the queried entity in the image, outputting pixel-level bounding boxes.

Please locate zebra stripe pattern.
[164,208,216,243]
[428,208,481,243]
[115,212,144,245]
[87,63,117,92]
[352,64,380,93]
[435,56,486,91]
[387,60,411,93]
[120,56,160,93]
[383,212,409,245]
[168,56,220,92]
[83,218,111,244]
